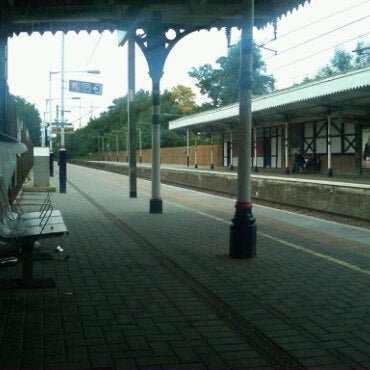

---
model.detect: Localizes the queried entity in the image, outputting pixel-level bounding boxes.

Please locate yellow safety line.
[167,200,370,276]
[258,232,370,276]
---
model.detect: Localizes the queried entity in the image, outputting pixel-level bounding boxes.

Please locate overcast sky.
[7,0,370,128]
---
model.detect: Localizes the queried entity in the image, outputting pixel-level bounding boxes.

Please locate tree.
[188,41,275,107]
[65,87,188,158]
[317,47,353,77]
[12,95,41,146]
[317,41,370,79]
[169,85,196,115]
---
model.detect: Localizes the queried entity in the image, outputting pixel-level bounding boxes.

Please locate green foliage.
[188,41,275,107]
[169,85,197,115]
[311,41,370,81]
[66,86,194,158]
[12,95,41,146]
[317,47,353,77]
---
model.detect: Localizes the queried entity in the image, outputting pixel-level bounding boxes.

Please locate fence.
[89,144,224,167]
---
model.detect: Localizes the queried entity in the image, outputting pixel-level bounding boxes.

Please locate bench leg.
[0,240,56,289]
[20,240,55,288]
[21,241,34,287]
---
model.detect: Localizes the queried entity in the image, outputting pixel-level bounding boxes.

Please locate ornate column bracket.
[134,12,199,85]
[133,12,200,213]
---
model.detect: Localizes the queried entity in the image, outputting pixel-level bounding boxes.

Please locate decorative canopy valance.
[1,0,310,36]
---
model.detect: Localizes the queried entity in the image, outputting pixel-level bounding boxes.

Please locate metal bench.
[0,159,68,288]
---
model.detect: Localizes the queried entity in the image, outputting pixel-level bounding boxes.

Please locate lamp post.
[113,128,128,162]
[92,136,105,160]
[104,134,119,162]
[48,37,100,193]
[131,124,145,164]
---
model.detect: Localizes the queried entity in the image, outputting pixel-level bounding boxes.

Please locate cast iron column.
[230,128,234,170]
[253,124,258,172]
[150,76,162,213]
[327,111,333,177]
[128,36,137,198]
[210,132,214,169]
[194,133,198,168]
[284,119,290,174]
[354,125,362,176]
[59,32,67,193]
[229,0,257,259]
[134,13,196,213]
[186,130,190,167]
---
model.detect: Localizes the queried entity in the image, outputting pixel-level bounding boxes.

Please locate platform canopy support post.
[134,12,196,213]
[230,126,234,170]
[327,109,333,177]
[59,32,67,194]
[253,123,258,172]
[229,0,257,259]
[186,129,190,167]
[285,118,290,174]
[150,74,162,213]
[194,133,198,169]
[210,131,214,169]
[128,36,137,198]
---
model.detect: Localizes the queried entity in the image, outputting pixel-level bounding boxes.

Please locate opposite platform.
[74,160,370,221]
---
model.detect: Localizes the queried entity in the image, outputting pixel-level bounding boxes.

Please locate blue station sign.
[69,80,103,95]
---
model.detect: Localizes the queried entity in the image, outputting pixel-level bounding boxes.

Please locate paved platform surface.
[1,164,369,369]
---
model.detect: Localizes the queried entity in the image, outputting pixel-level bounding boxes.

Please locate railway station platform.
[0,163,369,368]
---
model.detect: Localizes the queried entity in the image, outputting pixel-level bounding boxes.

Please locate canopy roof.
[169,66,370,132]
[2,0,310,36]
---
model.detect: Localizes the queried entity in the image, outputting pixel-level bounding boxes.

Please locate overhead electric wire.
[261,0,370,46]
[84,33,103,69]
[70,108,99,126]
[265,15,370,60]
[269,31,370,73]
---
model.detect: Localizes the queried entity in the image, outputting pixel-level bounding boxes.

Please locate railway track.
[160,181,370,230]
[73,161,370,230]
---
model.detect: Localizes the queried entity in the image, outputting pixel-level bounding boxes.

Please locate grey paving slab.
[0,163,369,368]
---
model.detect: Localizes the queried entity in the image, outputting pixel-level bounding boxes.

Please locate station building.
[169,66,370,176]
